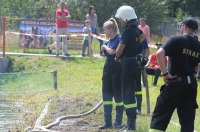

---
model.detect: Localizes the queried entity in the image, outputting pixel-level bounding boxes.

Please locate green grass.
[2,55,200,132]
[1,38,200,131]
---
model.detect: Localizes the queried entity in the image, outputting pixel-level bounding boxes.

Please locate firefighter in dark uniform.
[115,5,145,130]
[150,17,200,132]
[99,18,123,130]
[136,38,150,114]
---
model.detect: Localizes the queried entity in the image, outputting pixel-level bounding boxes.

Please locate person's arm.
[101,45,115,55]
[144,26,150,44]
[140,33,146,43]
[194,63,200,73]
[57,11,70,20]
[83,27,86,33]
[138,28,146,43]
[145,55,151,67]
[115,42,125,61]
[143,48,150,58]
[157,48,176,84]
[65,14,71,20]
[86,14,89,20]
[95,15,99,35]
[157,48,167,74]
[58,15,70,20]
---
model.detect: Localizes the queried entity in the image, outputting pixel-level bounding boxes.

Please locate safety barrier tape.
[5,31,156,48]
[5,31,109,42]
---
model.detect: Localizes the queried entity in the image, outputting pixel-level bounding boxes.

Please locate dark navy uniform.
[101,35,123,129]
[150,34,200,132]
[135,38,149,113]
[119,20,140,129]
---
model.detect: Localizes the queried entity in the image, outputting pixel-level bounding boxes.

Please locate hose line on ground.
[44,100,103,129]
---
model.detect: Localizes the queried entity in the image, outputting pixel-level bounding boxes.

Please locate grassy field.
[1,37,200,131]
[2,55,200,132]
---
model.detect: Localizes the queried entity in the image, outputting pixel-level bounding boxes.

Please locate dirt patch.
[44,96,103,132]
[51,118,99,132]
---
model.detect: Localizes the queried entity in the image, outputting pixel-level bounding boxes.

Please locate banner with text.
[19,19,84,49]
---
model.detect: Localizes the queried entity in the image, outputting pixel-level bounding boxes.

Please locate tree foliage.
[163,0,200,18]
[0,0,199,34]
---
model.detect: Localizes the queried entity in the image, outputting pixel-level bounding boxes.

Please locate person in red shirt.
[55,1,71,56]
[146,43,167,87]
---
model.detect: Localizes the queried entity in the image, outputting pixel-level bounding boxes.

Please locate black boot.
[125,108,136,130]
[99,122,112,130]
[113,105,124,129]
[125,119,136,130]
[136,94,142,114]
[99,105,112,130]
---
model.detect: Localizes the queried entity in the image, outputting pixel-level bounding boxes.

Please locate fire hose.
[43,100,103,129]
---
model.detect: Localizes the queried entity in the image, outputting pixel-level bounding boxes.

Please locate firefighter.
[149,17,200,132]
[99,18,123,130]
[115,5,145,130]
[135,38,150,114]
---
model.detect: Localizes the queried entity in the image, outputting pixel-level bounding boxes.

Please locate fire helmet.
[115,5,137,22]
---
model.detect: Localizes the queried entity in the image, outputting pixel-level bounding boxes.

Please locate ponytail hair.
[103,18,119,34]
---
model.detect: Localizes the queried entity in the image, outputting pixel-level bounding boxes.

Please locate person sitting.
[145,42,167,87]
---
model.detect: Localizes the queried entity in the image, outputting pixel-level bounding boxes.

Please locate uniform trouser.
[121,58,139,125]
[56,27,69,55]
[102,60,123,124]
[135,67,142,112]
[150,75,198,132]
[82,39,89,55]
[146,67,161,86]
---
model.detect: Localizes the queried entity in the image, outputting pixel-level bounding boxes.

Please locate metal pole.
[3,17,6,57]
[88,33,92,61]
[53,71,57,90]
[141,68,150,115]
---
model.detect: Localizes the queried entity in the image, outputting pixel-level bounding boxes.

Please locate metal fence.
[153,22,179,36]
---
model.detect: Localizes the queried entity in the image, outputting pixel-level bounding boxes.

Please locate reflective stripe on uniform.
[149,129,164,132]
[124,103,136,109]
[135,91,142,95]
[103,101,112,105]
[116,102,123,106]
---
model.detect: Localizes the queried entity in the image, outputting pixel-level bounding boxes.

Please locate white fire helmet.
[115,5,137,22]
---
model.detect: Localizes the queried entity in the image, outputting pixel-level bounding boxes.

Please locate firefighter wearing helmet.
[115,5,145,131]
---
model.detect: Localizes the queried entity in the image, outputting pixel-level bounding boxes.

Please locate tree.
[163,0,200,19]
[0,0,198,35]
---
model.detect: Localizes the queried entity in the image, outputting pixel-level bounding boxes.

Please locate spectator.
[81,20,92,57]
[145,42,167,87]
[48,29,56,54]
[99,18,123,130]
[138,18,151,45]
[86,5,104,56]
[55,1,70,56]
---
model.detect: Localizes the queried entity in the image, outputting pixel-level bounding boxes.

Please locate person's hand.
[194,65,200,73]
[140,57,148,68]
[114,56,120,62]
[163,74,177,85]
[101,45,106,51]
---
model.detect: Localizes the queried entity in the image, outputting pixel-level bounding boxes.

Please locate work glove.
[136,54,142,62]
[140,57,149,68]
